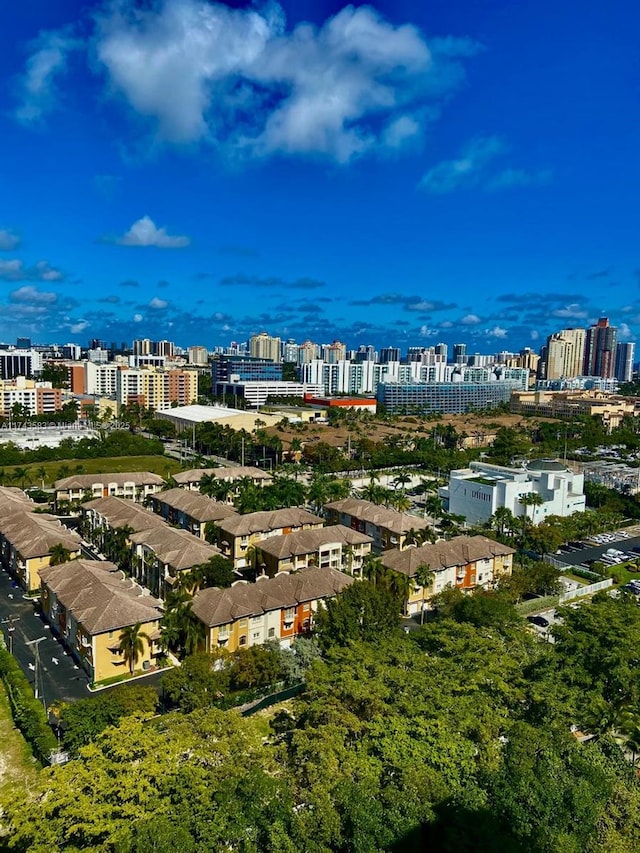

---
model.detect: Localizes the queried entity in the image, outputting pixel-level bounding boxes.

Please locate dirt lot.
[269,411,549,450]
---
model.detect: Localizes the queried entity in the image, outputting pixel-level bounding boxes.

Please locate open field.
[0,683,38,808]
[267,411,555,450]
[0,455,183,488]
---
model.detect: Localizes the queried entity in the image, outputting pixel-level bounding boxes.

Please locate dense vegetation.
[4,591,640,852]
[0,430,164,467]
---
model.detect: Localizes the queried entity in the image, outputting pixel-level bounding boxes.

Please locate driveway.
[0,570,92,706]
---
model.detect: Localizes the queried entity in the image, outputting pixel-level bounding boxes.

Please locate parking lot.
[526,607,564,642]
[551,526,640,574]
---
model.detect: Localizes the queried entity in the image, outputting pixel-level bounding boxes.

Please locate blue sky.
[1,0,639,353]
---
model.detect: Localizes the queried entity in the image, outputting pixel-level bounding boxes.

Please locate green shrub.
[0,646,56,764]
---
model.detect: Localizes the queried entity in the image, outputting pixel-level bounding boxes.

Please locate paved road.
[0,570,91,706]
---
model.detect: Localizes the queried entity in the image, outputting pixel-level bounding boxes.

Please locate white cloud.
[486,325,508,339]
[530,330,539,341]
[0,230,20,251]
[419,136,505,193]
[91,0,479,162]
[133,313,143,322]
[419,325,437,337]
[460,313,482,325]
[551,303,588,319]
[15,30,78,123]
[114,216,190,248]
[69,320,89,334]
[0,259,64,282]
[149,297,168,309]
[10,285,57,304]
[419,136,550,193]
[619,322,632,340]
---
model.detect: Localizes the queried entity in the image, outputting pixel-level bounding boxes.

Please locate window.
[253,631,261,639]
[268,627,275,638]
[239,635,247,646]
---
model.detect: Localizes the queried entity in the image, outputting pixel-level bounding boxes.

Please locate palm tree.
[36,466,48,489]
[118,622,151,675]
[49,544,73,565]
[12,467,29,489]
[425,495,444,521]
[491,506,515,539]
[414,563,434,625]
[362,554,386,586]
[392,470,412,495]
[391,494,412,513]
[518,492,544,525]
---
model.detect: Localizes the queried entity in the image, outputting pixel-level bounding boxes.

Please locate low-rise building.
[172,466,272,493]
[442,459,586,526]
[380,535,515,616]
[81,495,166,538]
[213,508,324,569]
[149,488,237,538]
[191,566,353,651]
[510,389,638,432]
[128,526,222,599]
[258,525,373,577]
[40,560,164,683]
[323,499,431,553]
[55,472,166,505]
[0,511,81,591]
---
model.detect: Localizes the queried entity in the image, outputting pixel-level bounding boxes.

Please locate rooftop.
[324,499,431,536]
[218,507,323,536]
[55,471,165,489]
[151,488,238,522]
[258,524,372,560]
[381,535,515,578]
[191,565,353,627]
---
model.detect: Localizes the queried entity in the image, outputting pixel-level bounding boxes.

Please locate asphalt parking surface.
[552,526,640,571]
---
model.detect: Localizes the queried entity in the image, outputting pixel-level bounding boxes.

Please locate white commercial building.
[442,459,586,526]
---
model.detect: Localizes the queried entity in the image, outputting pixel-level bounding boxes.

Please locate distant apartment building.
[55,472,166,505]
[149,488,238,538]
[215,379,324,408]
[442,460,586,527]
[115,367,198,410]
[584,318,617,378]
[323,499,431,553]
[187,346,209,366]
[511,389,637,431]
[377,378,526,415]
[0,349,43,379]
[212,355,282,385]
[172,466,273,493]
[0,378,63,417]
[545,328,586,380]
[615,342,635,382]
[249,332,281,362]
[321,340,347,363]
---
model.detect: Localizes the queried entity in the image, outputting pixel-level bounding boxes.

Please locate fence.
[559,578,613,602]
[240,683,305,717]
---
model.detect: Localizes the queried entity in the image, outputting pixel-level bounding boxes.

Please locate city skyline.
[1,1,639,350]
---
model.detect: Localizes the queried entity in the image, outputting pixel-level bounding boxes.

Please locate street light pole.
[26,636,47,708]
[1,616,20,654]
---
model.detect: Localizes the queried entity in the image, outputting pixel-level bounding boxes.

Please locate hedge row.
[0,644,56,764]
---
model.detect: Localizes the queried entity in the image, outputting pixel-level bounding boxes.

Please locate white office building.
[441,459,586,526]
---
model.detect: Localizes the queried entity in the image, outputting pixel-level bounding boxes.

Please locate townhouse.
[172,466,272,494]
[55,472,166,506]
[81,496,166,540]
[40,560,164,683]
[128,526,222,599]
[323,499,432,553]
[191,566,353,651]
[258,525,373,577]
[149,488,237,539]
[212,507,324,569]
[380,535,515,616]
[0,510,82,592]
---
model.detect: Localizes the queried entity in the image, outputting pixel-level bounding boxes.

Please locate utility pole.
[1,616,19,654]
[26,636,47,709]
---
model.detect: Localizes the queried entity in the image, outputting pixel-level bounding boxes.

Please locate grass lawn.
[1,456,183,488]
[0,682,39,809]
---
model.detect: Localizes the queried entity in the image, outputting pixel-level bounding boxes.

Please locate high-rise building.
[355,344,376,363]
[282,339,299,363]
[16,337,31,349]
[0,350,43,379]
[249,332,281,362]
[545,328,585,380]
[435,342,448,360]
[453,343,467,365]
[187,346,209,366]
[297,341,319,365]
[615,342,635,382]
[379,347,401,364]
[322,340,347,364]
[133,338,153,356]
[584,318,617,378]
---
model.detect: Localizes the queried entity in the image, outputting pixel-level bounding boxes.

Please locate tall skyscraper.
[545,328,585,379]
[615,342,635,382]
[249,331,281,362]
[453,343,467,364]
[584,318,617,378]
[379,346,401,363]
